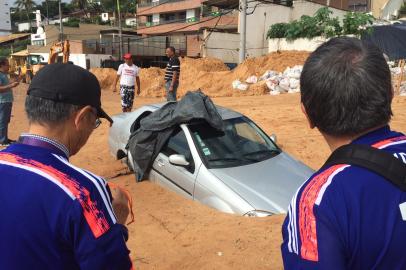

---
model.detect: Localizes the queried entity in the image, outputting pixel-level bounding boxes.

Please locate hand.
[11,82,19,88]
[169,85,174,92]
[110,186,130,225]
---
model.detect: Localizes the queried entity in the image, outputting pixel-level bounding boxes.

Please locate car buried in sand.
[109,103,314,217]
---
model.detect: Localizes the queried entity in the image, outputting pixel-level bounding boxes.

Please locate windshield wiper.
[208,157,244,162]
[243,149,281,157]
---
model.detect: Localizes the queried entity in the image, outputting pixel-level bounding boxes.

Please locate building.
[348,0,405,19]
[135,0,238,57]
[27,23,139,69]
[0,0,11,35]
[310,0,349,9]
[200,0,349,63]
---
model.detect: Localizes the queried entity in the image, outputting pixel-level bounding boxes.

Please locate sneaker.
[7,139,16,144]
[0,142,9,147]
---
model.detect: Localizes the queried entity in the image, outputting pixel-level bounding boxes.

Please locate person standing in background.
[164,47,180,102]
[112,53,141,112]
[0,58,19,146]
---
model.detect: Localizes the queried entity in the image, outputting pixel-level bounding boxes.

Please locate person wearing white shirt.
[112,53,141,112]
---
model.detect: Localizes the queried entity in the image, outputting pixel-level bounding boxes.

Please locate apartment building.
[135,0,238,56]
[0,0,11,35]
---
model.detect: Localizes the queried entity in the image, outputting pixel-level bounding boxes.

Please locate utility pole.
[239,0,247,64]
[46,0,49,24]
[59,0,63,42]
[116,0,123,59]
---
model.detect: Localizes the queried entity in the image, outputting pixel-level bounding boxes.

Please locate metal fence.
[85,35,187,65]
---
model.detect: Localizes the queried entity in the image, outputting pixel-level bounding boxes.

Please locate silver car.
[109,103,314,216]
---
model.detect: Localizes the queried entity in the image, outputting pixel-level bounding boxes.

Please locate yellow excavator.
[9,40,70,83]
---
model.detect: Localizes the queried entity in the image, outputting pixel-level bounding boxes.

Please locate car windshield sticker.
[203,147,211,156]
[195,133,206,147]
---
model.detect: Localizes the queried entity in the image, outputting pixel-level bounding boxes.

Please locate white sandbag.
[270,90,280,95]
[237,83,248,91]
[266,80,278,91]
[289,78,300,89]
[279,77,290,92]
[232,80,242,89]
[259,70,278,81]
[246,76,258,84]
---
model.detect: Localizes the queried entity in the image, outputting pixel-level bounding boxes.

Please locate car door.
[151,126,197,198]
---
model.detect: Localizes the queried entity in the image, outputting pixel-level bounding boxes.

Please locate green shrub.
[267,23,289,39]
[342,12,374,36]
[267,7,374,40]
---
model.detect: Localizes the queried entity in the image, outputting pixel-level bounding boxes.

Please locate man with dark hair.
[0,57,19,146]
[164,46,180,101]
[0,63,133,269]
[282,37,406,269]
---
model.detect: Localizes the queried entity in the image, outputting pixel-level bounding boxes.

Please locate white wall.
[152,14,160,23]
[29,53,112,69]
[203,31,239,63]
[125,18,137,26]
[186,9,196,19]
[0,0,11,33]
[268,37,328,52]
[244,0,348,57]
[86,54,113,68]
[381,0,404,19]
[18,22,30,32]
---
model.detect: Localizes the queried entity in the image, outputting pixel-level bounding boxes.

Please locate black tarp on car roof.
[362,23,406,60]
[126,90,224,181]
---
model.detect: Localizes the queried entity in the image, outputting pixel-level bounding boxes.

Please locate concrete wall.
[202,31,239,63]
[245,1,348,57]
[30,53,107,69]
[380,0,404,19]
[86,54,113,68]
[268,37,328,52]
[0,0,11,33]
[18,22,30,32]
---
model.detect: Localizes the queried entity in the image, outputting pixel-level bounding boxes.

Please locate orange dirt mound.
[91,51,310,98]
[90,68,117,90]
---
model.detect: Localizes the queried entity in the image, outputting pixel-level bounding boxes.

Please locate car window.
[235,121,267,145]
[189,117,280,169]
[161,128,195,173]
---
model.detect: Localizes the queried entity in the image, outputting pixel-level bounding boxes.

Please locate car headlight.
[244,210,274,217]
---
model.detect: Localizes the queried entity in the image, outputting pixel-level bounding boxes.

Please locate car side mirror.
[169,154,190,167]
[270,134,277,143]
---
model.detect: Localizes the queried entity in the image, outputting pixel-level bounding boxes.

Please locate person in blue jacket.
[282,37,406,269]
[0,63,134,270]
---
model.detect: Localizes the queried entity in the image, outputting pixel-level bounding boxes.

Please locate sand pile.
[181,57,230,72]
[178,51,309,97]
[90,68,117,90]
[92,51,310,98]
[139,67,166,98]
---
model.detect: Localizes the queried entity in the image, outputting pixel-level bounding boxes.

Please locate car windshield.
[189,117,280,169]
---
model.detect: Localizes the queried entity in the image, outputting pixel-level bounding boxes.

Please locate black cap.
[28,63,113,124]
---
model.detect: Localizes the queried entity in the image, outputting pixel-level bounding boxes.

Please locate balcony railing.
[137,17,199,28]
[138,0,186,8]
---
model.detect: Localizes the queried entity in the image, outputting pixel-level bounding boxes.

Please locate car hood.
[208,152,314,214]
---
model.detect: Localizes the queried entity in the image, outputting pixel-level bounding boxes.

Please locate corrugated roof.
[10,49,29,56]
[0,33,30,44]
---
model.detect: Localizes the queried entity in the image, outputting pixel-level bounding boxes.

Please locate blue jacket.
[282,126,406,270]
[0,135,133,269]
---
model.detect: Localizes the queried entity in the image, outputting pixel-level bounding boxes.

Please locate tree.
[71,0,89,17]
[14,0,35,22]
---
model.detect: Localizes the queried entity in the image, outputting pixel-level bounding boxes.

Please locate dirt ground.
[8,82,406,269]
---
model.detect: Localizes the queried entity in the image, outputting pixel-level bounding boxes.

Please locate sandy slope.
[8,84,406,269]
